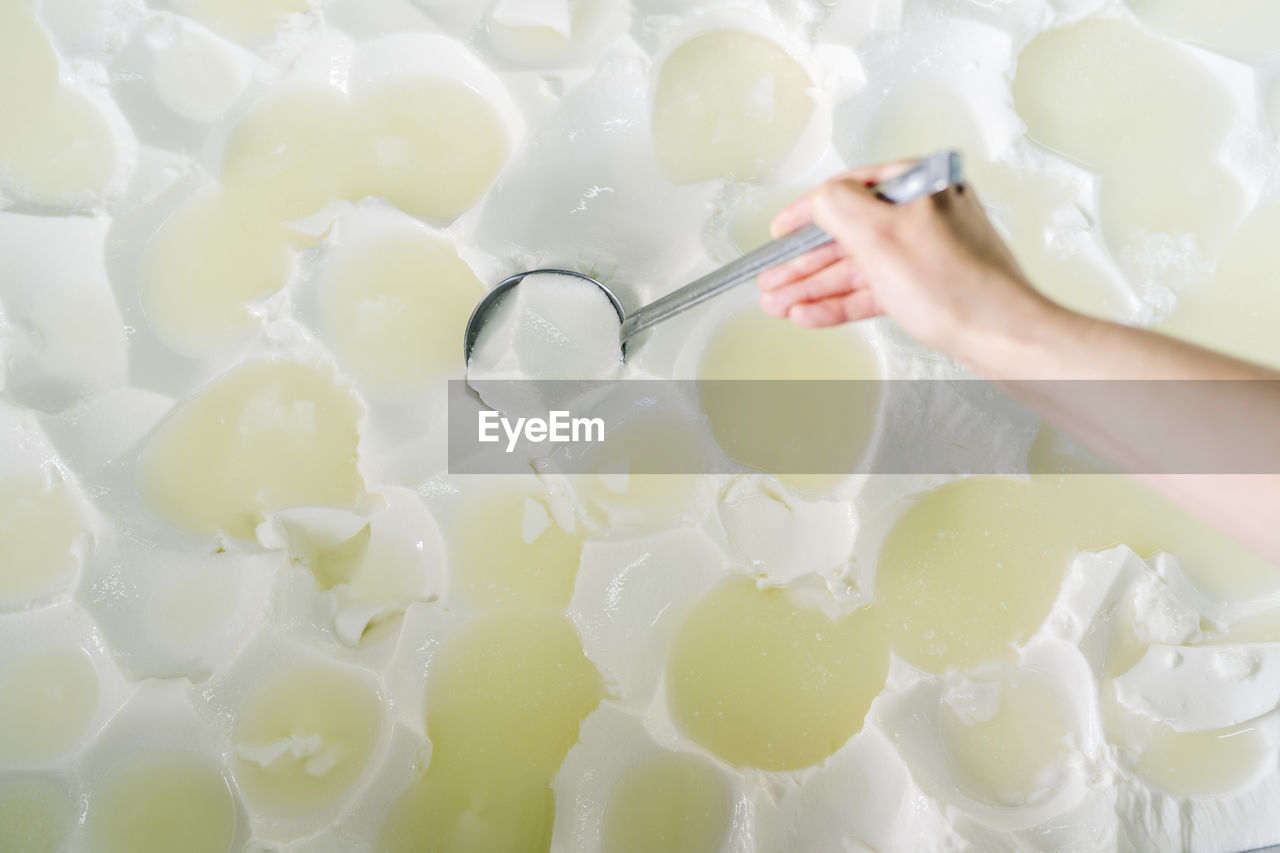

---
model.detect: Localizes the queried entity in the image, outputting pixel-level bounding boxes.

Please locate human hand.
[756,160,1051,357]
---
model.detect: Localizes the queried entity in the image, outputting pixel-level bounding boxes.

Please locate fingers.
[757,242,843,292]
[810,177,898,246]
[759,258,860,317]
[769,194,813,239]
[788,290,883,328]
[759,157,919,330]
[839,158,919,186]
[767,158,919,239]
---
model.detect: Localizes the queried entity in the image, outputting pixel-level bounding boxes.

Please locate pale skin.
[759,160,1280,566]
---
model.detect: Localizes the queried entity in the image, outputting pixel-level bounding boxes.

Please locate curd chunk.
[874,477,1071,673]
[138,187,302,356]
[357,79,511,223]
[939,670,1075,806]
[652,31,814,183]
[167,0,310,44]
[448,484,586,611]
[0,777,76,852]
[0,1,116,207]
[1014,20,1244,271]
[0,647,100,764]
[231,663,383,816]
[1127,0,1280,58]
[138,362,364,541]
[1134,722,1269,797]
[602,753,733,853]
[0,476,87,607]
[666,577,888,771]
[320,230,485,395]
[141,79,508,357]
[379,611,603,853]
[220,88,360,220]
[876,473,1279,674]
[85,753,238,853]
[698,306,880,491]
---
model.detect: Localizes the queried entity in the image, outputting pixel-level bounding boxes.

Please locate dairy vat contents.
[3,0,1280,850]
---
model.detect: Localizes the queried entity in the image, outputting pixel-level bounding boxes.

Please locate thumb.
[810,178,894,247]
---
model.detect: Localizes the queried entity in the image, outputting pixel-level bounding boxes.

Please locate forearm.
[950,286,1275,381]
[951,288,1280,566]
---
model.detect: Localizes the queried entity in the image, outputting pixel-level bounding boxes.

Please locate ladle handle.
[619,150,962,343]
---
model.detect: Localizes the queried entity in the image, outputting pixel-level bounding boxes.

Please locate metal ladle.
[463,150,963,363]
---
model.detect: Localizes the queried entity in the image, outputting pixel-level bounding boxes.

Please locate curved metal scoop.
[463,150,963,363]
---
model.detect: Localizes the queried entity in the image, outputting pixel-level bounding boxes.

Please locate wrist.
[948,284,1084,380]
